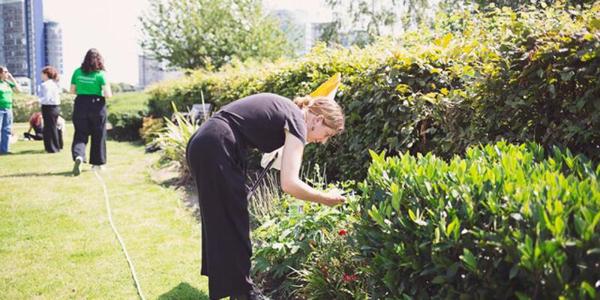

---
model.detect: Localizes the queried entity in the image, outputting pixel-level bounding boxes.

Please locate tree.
[139,0,293,70]
[321,0,430,47]
[439,0,597,10]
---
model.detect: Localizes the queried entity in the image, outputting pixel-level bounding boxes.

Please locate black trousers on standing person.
[186,114,252,300]
[41,104,61,153]
[71,94,107,165]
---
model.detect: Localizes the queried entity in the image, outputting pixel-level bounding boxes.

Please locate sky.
[43,0,330,87]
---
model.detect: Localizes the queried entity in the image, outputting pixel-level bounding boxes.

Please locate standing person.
[39,66,62,153]
[0,66,21,155]
[186,93,346,299]
[70,49,112,175]
[24,112,43,140]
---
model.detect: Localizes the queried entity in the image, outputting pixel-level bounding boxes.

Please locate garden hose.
[93,169,146,300]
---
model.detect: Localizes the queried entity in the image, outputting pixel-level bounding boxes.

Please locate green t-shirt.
[0,80,16,109]
[71,67,106,96]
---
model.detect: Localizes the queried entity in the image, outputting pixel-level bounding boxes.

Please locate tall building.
[138,54,182,89]
[44,21,63,75]
[0,0,46,94]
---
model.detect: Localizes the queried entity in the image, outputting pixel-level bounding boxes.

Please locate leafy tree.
[440,0,596,10]
[139,0,293,69]
[321,0,430,47]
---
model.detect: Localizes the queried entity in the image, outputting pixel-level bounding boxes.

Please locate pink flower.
[343,273,358,282]
[338,229,347,236]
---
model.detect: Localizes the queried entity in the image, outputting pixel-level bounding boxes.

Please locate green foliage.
[107,111,146,141]
[251,179,359,298]
[12,93,75,122]
[295,215,370,300]
[465,0,596,10]
[139,0,292,70]
[322,0,433,46]
[110,82,136,93]
[106,92,150,141]
[357,142,600,298]
[152,104,199,184]
[148,3,600,181]
[140,117,165,145]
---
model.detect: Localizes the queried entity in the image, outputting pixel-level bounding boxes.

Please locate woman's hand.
[6,72,20,92]
[320,190,346,207]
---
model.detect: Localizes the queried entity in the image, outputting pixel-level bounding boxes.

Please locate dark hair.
[42,66,59,81]
[81,48,105,73]
[0,65,6,73]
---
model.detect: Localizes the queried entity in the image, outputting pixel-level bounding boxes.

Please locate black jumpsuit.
[186,93,307,299]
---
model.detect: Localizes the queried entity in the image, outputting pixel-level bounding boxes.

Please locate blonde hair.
[294,96,345,133]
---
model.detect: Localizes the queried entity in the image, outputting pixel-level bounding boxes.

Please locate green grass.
[0,123,208,299]
[108,92,150,114]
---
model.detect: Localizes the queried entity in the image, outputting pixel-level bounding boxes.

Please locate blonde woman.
[186,92,345,300]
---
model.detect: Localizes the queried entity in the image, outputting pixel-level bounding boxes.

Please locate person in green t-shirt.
[0,65,21,154]
[69,49,113,175]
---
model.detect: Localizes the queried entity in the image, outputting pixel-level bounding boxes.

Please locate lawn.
[0,123,208,299]
[107,92,150,114]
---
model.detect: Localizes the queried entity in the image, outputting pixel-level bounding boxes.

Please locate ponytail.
[294,96,345,132]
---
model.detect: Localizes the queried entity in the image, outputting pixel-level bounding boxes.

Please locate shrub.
[12,93,75,122]
[152,106,199,184]
[251,178,359,299]
[146,3,600,180]
[294,212,370,300]
[107,111,146,141]
[106,92,150,141]
[140,117,165,145]
[357,142,600,299]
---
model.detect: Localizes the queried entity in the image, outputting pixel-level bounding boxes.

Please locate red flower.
[343,273,358,282]
[338,229,347,236]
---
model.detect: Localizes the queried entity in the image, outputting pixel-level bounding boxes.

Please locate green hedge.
[358,142,600,299]
[106,92,150,141]
[12,93,75,122]
[252,142,600,299]
[147,3,600,180]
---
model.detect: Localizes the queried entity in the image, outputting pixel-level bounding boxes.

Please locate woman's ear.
[315,115,325,125]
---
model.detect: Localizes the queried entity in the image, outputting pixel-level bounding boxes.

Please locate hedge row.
[252,142,600,299]
[12,92,148,141]
[147,3,600,180]
[12,93,74,122]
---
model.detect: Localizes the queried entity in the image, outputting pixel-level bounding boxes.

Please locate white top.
[39,80,61,105]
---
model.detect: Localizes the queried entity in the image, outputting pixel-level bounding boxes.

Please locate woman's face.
[306,114,337,144]
[41,72,48,81]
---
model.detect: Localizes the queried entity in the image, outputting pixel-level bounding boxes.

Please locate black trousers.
[71,95,107,165]
[42,105,62,153]
[24,131,43,140]
[186,116,251,299]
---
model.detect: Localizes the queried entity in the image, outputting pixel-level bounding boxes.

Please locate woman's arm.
[7,72,20,93]
[102,84,112,98]
[70,84,76,94]
[38,82,48,103]
[280,131,345,206]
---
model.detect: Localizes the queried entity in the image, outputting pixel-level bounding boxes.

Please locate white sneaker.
[91,165,106,171]
[73,156,83,176]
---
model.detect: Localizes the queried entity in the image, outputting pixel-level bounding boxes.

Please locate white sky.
[43,0,330,86]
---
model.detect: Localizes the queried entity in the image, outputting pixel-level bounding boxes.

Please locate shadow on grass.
[158,282,209,300]
[0,170,73,178]
[12,149,47,155]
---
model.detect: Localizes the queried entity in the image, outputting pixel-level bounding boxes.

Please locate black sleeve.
[284,111,307,145]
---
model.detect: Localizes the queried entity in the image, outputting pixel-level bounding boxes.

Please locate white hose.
[93,169,146,300]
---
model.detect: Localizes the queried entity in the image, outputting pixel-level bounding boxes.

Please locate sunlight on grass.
[0,123,208,299]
